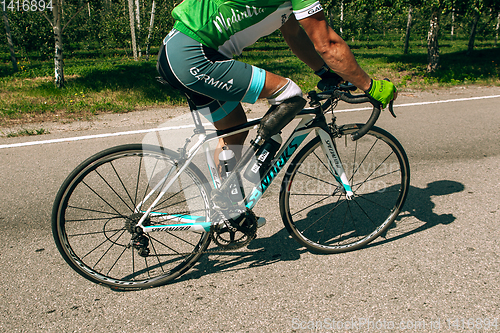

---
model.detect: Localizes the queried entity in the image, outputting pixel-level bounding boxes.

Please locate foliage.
[1,34,498,125]
[0,0,499,123]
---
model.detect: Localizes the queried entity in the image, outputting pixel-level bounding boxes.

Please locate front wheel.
[52,144,212,290]
[279,125,410,253]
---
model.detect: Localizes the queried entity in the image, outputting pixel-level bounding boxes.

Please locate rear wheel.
[280,125,410,253]
[52,144,212,290]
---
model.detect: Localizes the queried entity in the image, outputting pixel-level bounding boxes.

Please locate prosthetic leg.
[212,93,306,209]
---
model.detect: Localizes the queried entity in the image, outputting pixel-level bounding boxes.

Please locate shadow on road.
[368,180,465,248]
[172,180,465,285]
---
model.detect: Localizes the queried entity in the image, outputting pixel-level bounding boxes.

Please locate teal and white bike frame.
[134,105,353,234]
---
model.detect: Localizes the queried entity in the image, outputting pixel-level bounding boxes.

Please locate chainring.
[211,209,258,250]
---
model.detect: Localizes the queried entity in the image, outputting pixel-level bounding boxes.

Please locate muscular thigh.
[157,30,267,123]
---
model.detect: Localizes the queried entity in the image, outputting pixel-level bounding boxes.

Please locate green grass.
[2,127,49,137]
[1,36,499,125]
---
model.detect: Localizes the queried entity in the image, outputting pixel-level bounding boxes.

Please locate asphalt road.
[1,86,499,332]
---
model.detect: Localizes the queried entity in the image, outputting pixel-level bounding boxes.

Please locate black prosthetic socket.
[257,96,306,140]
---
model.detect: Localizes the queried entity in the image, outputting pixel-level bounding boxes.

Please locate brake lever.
[388,100,396,118]
[381,78,397,118]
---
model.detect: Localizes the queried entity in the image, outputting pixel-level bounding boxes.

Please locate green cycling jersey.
[172,0,322,58]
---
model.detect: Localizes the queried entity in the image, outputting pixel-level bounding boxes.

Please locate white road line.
[1,94,499,150]
[333,94,500,112]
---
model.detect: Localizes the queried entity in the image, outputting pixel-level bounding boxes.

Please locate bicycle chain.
[136,210,259,257]
[210,208,257,250]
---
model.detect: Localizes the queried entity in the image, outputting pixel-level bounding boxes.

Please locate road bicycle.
[52,84,410,290]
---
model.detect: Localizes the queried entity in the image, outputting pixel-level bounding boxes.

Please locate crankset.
[211,208,258,250]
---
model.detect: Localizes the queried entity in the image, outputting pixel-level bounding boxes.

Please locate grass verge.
[1,36,499,126]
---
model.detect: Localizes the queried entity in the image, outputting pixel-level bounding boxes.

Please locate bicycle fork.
[316,128,354,200]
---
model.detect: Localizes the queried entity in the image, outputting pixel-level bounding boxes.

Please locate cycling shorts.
[157,29,267,123]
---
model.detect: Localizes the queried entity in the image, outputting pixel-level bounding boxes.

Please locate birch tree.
[427,3,442,72]
[423,0,458,72]
[146,0,156,59]
[42,1,90,88]
[496,11,499,45]
[128,0,138,60]
[135,0,142,57]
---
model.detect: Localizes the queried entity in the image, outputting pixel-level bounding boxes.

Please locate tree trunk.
[53,0,65,88]
[403,5,413,54]
[495,12,499,46]
[466,10,480,55]
[340,0,344,36]
[128,0,138,60]
[135,0,142,57]
[427,9,440,72]
[146,0,156,59]
[451,8,455,41]
[2,6,18,72]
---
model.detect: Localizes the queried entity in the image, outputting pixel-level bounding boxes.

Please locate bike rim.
[283,126,409,252]
[54,146,211,288]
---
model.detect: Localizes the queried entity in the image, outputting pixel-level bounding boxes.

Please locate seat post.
[187,97,206,134]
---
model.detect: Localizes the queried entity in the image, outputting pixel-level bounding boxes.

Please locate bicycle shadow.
[368,179,464,248]
[171,180,465,284]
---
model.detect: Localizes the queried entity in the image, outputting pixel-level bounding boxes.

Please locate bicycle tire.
[52,144,212,290]
[279,125,410,254]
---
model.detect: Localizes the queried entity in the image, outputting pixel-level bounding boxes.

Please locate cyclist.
[157,0,396,168]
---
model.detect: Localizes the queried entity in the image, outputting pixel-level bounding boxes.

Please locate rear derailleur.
[125,213,150,257]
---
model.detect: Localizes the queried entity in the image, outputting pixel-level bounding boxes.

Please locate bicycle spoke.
[349,138,378,184]
[66,205,121,217]
[148,234,189,255]
[68,228,124,237]
[141,158,160,207]
[81,227,125,263]
[154,182,201,210]
[352,168,401,190]
[282,127,409,253]
[296,170,338,188]
[290,194,333,218]
[81,180,127,218]
[312,150,339,181]
[106,242,129,275]
[300,194,344,233]
[147,236,166,274]
[110,161,136,209]
[351,198,378,229]
[353,152,394,192]
[94,169,134,213]
[356,192,395,211]
[134,155,143,206]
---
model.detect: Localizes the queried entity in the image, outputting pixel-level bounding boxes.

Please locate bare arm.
[296,12,372,91]
[279,16,324,72]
